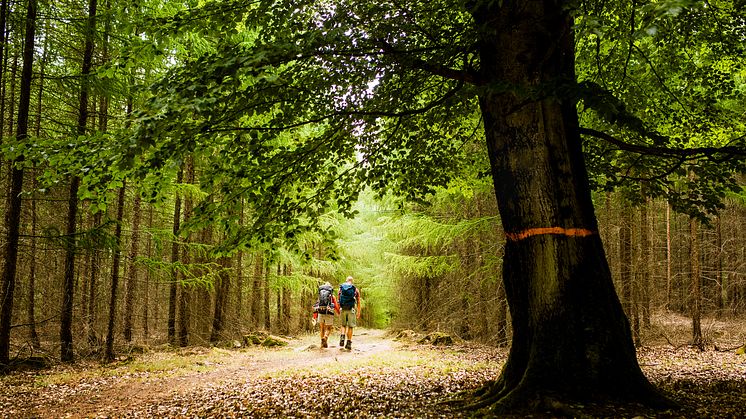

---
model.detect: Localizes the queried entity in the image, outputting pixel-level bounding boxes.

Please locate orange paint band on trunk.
[505,227,596,241]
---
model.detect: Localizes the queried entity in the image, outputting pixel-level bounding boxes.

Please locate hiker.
[313,282,339,348]
[338,276,361,350]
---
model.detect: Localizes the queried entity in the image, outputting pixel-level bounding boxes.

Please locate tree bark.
[467,1,670,411]
[0,0,36,365]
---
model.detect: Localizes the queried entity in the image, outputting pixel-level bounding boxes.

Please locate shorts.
[339,308,357,328]
[318,313,335,327]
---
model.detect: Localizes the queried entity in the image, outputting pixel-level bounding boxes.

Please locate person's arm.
[333,296,340,314]
[356,288,362,319]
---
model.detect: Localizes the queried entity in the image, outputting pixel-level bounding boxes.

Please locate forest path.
[3,327,745,418]
[28,328,402,418]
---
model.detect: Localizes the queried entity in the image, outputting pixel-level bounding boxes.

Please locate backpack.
[339,283,356,310]
[315,284,334,314]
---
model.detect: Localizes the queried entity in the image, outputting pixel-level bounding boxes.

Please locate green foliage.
[117,0,481,249]
[576,0,746,218]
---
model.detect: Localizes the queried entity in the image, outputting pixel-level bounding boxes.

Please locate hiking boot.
[339,335,345,347]
[321,337,328,348]
[345,340,352,350]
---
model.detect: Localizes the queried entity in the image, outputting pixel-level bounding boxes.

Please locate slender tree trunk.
[26,18,49,350]
[0,0,8,133]
[263,258,270,330]
[177,157,194,347]
[27,175,40,349]
[468,1,669,410]
[87,212,102,346]
[104,184,126,361]
[640,201,651,329]
[0,0,37,365]
[124,194,141,342]
[61,0,97,363]
[0,4,10,144]
[281,265,291,335]
[6,46,17,138]
[177,279,190,347]
[251,253,263,328]
[619,205,632,315]
[211,256,231,342]
[143,206,154,339]
[61,170,81,361]
[666,202,672,310]
[235,200,244,327]
[167,167,184,345]
[689,216,702,348]
[124,96,141,342]
[715,213,725,314]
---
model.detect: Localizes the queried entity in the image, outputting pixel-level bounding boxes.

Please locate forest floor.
[1,324,745,418]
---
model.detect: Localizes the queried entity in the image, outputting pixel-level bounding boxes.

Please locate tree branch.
[579,127,746,160]
[376,39,481,85]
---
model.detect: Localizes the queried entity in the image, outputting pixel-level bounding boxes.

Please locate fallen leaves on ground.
[1,332,744,418]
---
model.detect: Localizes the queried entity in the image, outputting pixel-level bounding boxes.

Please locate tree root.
[458,378,680,417]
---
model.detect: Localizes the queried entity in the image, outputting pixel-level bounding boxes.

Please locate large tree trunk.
[468,1,670,412]
[0,0,36,365]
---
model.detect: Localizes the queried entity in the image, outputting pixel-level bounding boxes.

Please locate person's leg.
[339,311,347,346]
[325,324,333,338]
[344,309,357,349]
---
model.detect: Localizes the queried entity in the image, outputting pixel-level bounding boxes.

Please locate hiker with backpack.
[313,282,340,348]
[338,276,361,350]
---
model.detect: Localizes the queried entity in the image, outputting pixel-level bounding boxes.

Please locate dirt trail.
[32,329,399,418]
